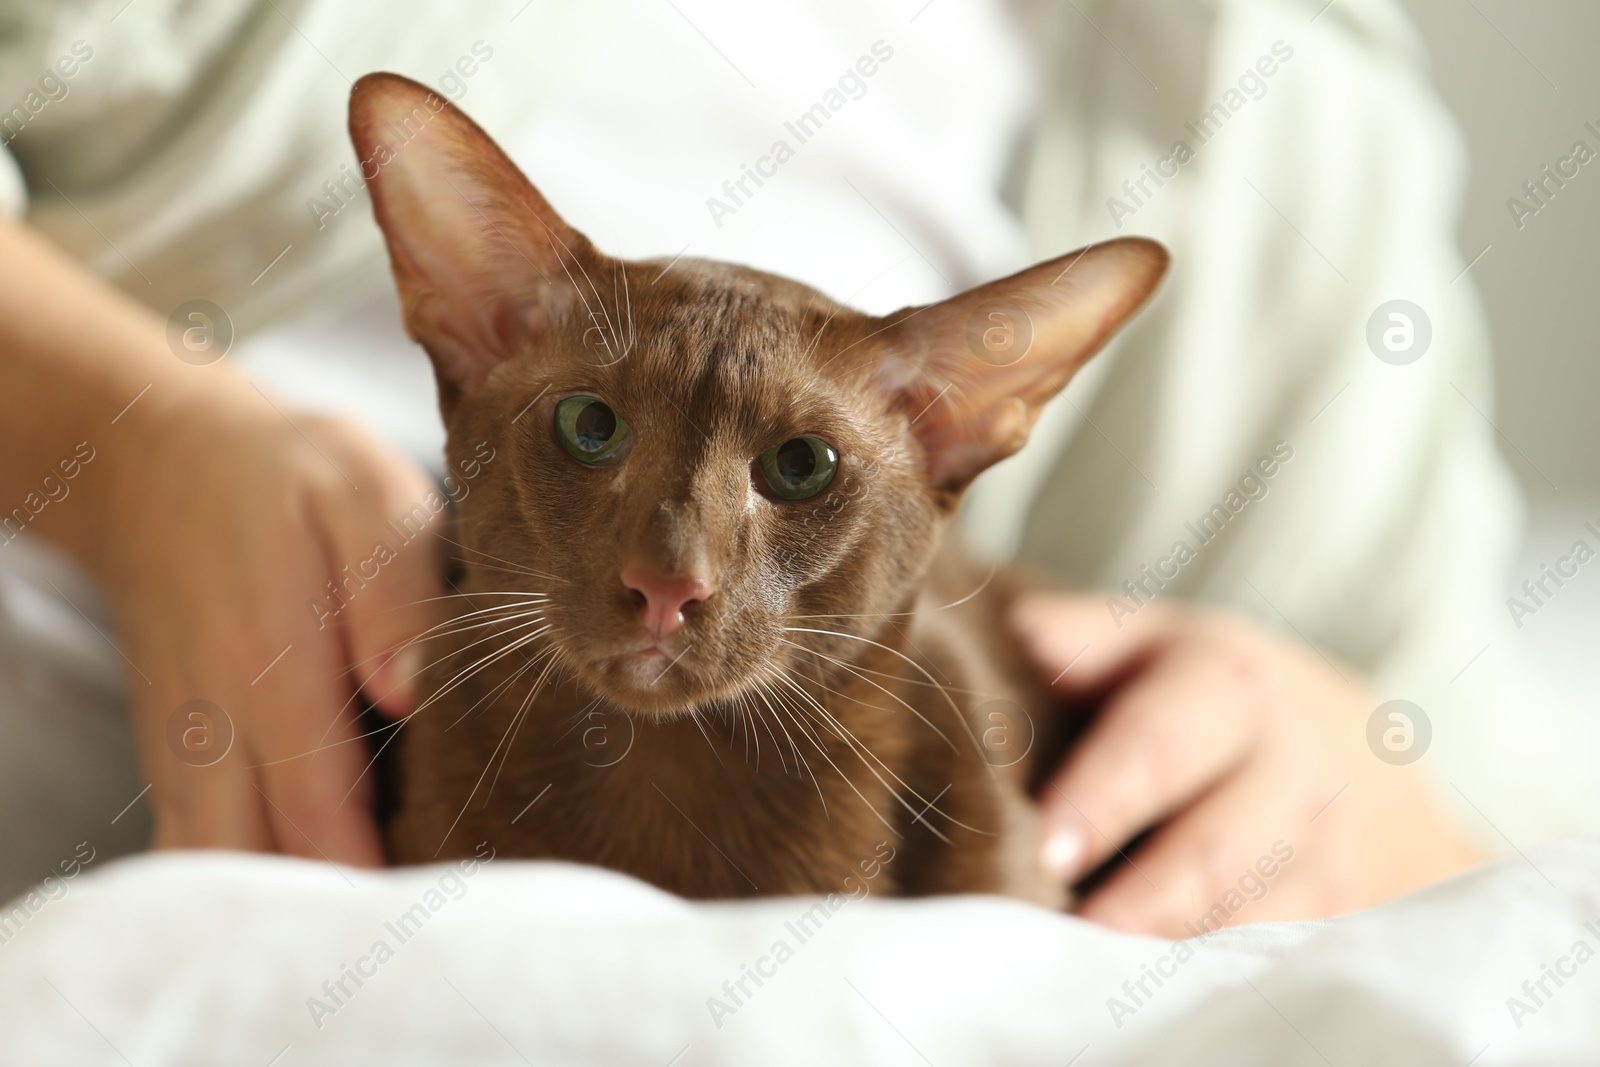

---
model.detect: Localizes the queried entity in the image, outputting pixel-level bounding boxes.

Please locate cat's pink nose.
[620,563,713,641]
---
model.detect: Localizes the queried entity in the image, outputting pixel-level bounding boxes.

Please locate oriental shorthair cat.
[349,73,1167,905]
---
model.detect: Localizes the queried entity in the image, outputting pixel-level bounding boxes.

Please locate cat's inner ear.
[348,72,600,407]
[871,238,1169,497]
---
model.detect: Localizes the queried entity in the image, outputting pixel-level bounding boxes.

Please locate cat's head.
[350,74,1166,716]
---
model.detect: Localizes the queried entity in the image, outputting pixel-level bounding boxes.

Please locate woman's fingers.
[313,446,448,720]
[144,707,275,854]
[1034,639,1264,884]
[1010,593,1182,693]
[108,404,441,870]
[1072,769,1308,937]
[247,577,387,868]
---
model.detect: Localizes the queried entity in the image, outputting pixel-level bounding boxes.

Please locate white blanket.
[3,842,1597,1065]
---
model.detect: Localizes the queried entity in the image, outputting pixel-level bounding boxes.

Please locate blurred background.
[1400,0,1600,717]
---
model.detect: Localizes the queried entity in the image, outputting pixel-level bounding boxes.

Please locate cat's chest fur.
[383,540,1065,906]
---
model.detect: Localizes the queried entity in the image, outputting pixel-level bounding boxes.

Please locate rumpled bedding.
[2,840,1597,1065]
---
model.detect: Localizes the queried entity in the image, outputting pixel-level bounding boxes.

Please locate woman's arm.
[0,215,442,865]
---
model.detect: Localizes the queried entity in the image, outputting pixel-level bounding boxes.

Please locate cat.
[349,72,1167,905]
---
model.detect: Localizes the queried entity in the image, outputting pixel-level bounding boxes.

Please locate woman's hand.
[1012,594,1484,937]
[0,216,444,866]
[98,381,446,865]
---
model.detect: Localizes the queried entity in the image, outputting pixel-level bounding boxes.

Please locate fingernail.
[1041,828,1085,881]
[373,645,421,713]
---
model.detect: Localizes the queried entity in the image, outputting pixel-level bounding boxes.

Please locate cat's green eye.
[555,396,632,465]
[757,436,839,501]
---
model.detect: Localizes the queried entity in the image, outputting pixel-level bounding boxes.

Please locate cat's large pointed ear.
[872,238,1168,497]
[349,72,598,409]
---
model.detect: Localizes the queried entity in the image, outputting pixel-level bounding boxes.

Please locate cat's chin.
[580,648,719,717]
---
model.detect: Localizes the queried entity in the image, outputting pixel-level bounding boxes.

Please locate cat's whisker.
[743,689,793,775]
[726,694,793,777]
[782,625,985,755]
[450,559,566,583]
[815,300,934,376]
[768,666,972,841]
[782,609,918,621]
[444,641,557,732]
[822,657,989,695]
[780,615,996,693]
[928,562,1000,612]
[380,610,551,699]
[799,303,846,364]
[434,648,561,858]
[802,250,920,365]
[431,532,570,584]
[742,704,756,767]
[275,607,552,766]
[332,649,552,823]
[389,590,553,607]
[331,599,550,686]
[780,668,979,844]
[778,637,956,751]
[376,604,549,656]
[773,646,897,713]
[552,694,608,745]
[621,260,637,357]
[749,674,834,819]
[583,255,625,363]
[686,707,731,769]
[761,677,901,837]
[405,607,550,648]
[252,712,409,775]
[736,695,756,767]
[484,652,563,807]
[739,685,803,780]
[263,616,554,817]
[546,226,624,366]
[536,224,604,342]
[411,624,554,724]
[608,259,637,362]
[764,671,915,831]
[329,608,551,697]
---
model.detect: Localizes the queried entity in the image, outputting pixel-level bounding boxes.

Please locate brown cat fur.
[349,73,1167,905]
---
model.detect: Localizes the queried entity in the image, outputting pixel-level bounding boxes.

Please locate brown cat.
[349,73,1167,905]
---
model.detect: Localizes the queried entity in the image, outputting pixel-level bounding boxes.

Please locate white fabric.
[963,0,1600,844]
[0,0,614,330]
[3,843,1599,1065]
